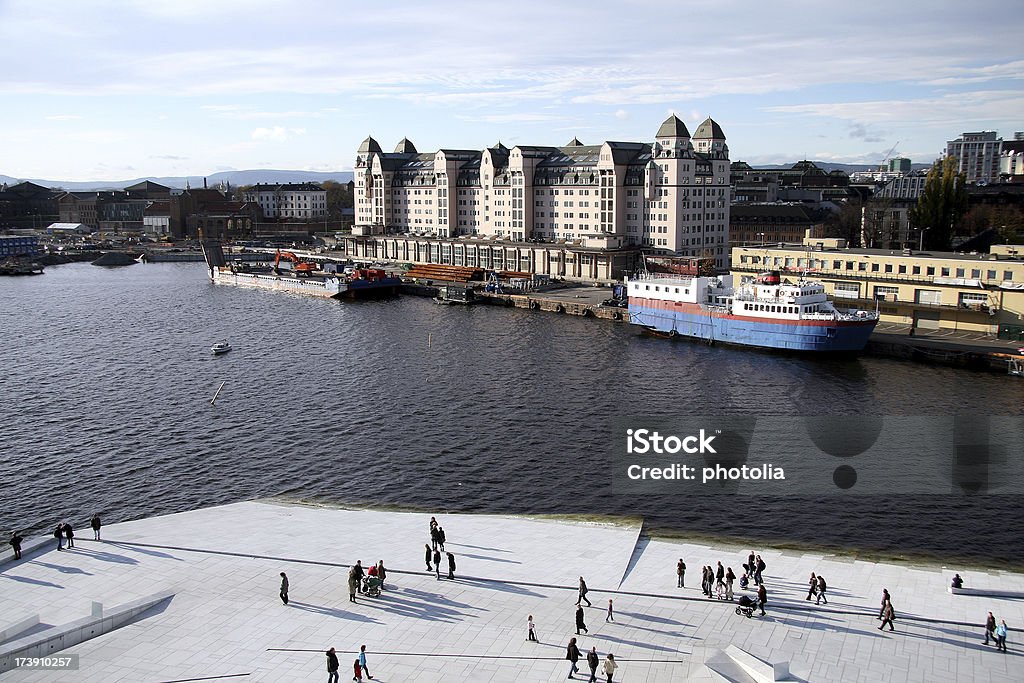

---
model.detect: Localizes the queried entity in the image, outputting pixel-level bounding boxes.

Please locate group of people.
[806,572,828,604]
[8,515,103,559]
[700,561,737,601]
[345,560,388,601]
[426,517,456,580]
[984,611,1009,652]
[565,638,617,682]
[325,645,373,682]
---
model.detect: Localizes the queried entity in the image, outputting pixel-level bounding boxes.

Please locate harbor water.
[1,262,1021,566]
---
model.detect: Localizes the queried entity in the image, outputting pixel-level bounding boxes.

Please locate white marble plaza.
[1,500,1021,682]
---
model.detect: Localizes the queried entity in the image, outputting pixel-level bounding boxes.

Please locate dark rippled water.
[1,263,1021,565]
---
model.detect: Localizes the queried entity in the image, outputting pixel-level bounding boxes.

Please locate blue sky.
[1,0,1022,181]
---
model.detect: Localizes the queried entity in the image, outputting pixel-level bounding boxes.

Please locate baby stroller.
[735,595,758,618]
[362,575,383,598]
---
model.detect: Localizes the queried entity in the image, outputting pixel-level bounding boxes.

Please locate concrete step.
[725,644,791,683]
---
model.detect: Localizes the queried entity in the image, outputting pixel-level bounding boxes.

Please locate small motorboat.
[211,341,232,355]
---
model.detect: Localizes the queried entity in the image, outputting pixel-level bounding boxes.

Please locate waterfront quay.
[2,501,1021,681]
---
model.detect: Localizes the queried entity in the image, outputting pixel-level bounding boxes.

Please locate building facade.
[729,204,822,247]
[731,242,1024,335]
[353,116,732,270]
[947,131,1002,184]
[244,183,327,220]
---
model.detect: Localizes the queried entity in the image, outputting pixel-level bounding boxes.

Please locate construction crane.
[880,141,900,171]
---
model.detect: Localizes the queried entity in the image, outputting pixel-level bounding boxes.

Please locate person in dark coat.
[63,523,75,548]
[90,514,102,540]
[446,552,456,579]
[279,572,289,605]
[816,575,827,605]
[586,646,599,683]
[9,532,23,560]
[433,549,442,580]
[754,555,765,585]
[878,589,890,619]
[424,543,433,571]
[577,576,592,606]
[745,551,755,579]
[757,583,767,616]
[54,524,64,551]
[353,560,365,593]
[715,562,725,592]
[437,526,446,552]
[984,611,997,645]
[806,573,818,601]
[376,561,387,589]
[565,637,582,679]
[575,605,588,634]
[676,558,686,588]
[430,525,440,551]
[325,647,339,683]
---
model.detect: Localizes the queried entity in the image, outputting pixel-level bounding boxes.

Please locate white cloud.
[251,127,306,142]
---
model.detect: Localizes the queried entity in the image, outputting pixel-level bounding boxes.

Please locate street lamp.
[757,232,765,246]
[919,227,929,251]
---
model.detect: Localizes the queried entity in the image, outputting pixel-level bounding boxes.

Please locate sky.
[1,0,1022,182]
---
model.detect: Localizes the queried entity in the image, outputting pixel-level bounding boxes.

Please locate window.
[874,286,899,301]
[959,292,987,308]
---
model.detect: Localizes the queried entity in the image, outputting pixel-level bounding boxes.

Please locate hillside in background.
[0,169,355,191]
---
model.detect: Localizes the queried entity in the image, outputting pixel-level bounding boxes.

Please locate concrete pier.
[1,501,1021,681]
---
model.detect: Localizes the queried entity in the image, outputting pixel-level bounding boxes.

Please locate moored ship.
[201,241,401,299]
[627,269,879,352]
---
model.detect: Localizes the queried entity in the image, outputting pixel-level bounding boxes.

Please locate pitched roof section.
[565,137,584,147]
[656,115,690,139]
[693,117,725,140]
[358,136,383,154]
[394,138,417,154]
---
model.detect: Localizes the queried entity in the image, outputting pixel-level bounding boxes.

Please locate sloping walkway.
[1,501,1021,681]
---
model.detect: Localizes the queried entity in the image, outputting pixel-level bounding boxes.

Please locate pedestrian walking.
[878,589,890,620]
[446,552,456,579]
[725,567,735,601]
[326,648,339,683]
[757,583,767,616]
[376,561,387,589]
[437,526,446,552]
[357,645,373,679]
[279,572,289,605]
[745,551,755,579]
[8,531,23,560]
[577,576,592,607]
[754,555,765,586]
[430,525,440,551]
[54,524,64,551]
[603,653,618,682]
[348,567,359,603]
[63,523,75,548]
[706,566,715,596]
[352,658,362,682]
[433,549,442,579]
[984,611,997,645]
[587,646,599,683]
[565,637,582,679]
[90,514,101,540]
[677,558,686,587]
[528,614,537,642]
[996,620,1008,652]
[424,544,433,571]
[575,605,588,634]
[606,599,614,622]
[806,572,817,601]
[715,562,725,591]
[816,575,827,605]
[701,566,710,596]
[879,600,895,632]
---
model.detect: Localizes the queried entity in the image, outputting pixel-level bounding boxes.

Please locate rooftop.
[2,501,1021,681]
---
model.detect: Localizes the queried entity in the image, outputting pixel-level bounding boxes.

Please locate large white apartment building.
[946,131,1002,184]
[353,116,732,268]
[243,183,327,220]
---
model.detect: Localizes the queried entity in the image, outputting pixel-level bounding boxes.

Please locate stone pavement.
[1,501,1021,682]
